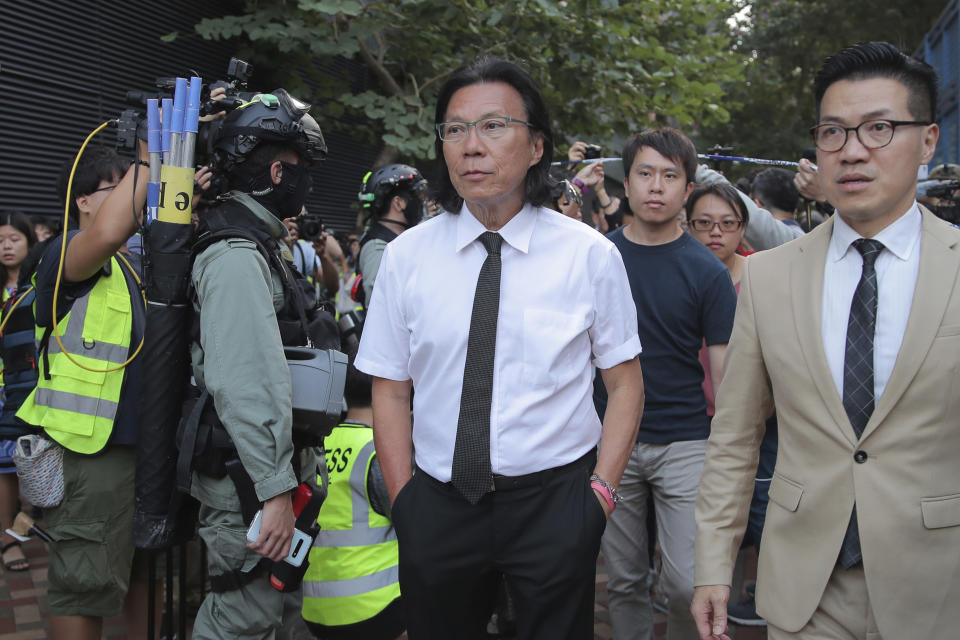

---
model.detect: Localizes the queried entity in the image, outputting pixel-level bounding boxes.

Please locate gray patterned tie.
[839,237,884,568]
[451,232,502,504]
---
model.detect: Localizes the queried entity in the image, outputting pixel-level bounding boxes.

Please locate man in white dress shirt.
[355,57,645,639]
[691,42,960,640]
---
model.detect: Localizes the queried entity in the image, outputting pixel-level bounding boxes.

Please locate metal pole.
[168,78,187,172]
[180,77,202,169]
[161,98,173,166]
[146,99,162,225]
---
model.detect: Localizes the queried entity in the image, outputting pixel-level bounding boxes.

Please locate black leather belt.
[490,449,596,492]
[418,449,597,496]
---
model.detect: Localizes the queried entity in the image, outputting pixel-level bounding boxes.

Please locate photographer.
[568,141,620,232]
[283,216,321,281]
[188,89,330,639]
[17,142,151,640]
[355,164,427,306]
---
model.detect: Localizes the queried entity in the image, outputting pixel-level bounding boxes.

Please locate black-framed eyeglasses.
[437,116,533,142]
[90,184,118,194]
[689,218,743,232]
[810,119,931,153]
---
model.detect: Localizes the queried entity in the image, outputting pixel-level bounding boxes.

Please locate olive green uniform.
[190,194,319,639]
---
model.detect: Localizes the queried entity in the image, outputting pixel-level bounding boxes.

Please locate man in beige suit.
[691,42,956,639]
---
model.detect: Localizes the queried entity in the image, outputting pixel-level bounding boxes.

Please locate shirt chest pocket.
[521,307,591,389]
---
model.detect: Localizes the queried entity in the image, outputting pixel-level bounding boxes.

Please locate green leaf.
[160,31,179,43]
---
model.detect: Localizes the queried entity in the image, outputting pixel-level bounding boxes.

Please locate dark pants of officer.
[391,451,605,640]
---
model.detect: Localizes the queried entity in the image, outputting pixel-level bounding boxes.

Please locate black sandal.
[1,540,29,572]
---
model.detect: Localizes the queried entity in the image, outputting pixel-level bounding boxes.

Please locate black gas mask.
[249,160,312,220]
[402,193,425,226]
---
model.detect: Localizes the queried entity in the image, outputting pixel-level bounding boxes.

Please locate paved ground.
[0,538,765,639]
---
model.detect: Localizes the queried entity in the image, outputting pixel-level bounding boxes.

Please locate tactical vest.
[17,255,140,454]
[356,221,398,280]
[302,422,399,627]
[353,221,399,308]
[195,194,337,349]
[179,194,340,501]
[0,286,38,441]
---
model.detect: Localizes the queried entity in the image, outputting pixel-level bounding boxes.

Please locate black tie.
[839,237,884,568]
[451,232,502,504]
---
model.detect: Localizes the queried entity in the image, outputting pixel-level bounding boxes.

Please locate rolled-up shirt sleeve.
[355,244,411,381]
[589,243,642,370]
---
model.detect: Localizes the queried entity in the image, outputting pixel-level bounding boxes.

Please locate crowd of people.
[0,38,959,640]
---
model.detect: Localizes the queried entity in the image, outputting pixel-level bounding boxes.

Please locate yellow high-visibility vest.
[17,255,136,454]
[302,421,399,627]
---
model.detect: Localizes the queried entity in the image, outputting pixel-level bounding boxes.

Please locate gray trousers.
[600,439,706,640]
[192,505,302,640]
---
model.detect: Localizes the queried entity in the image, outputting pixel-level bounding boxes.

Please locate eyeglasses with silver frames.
[437,116,533,142]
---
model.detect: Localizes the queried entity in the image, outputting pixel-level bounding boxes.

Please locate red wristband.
[591,481,615,513]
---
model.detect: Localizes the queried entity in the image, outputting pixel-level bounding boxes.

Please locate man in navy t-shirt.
[596,128,737,640]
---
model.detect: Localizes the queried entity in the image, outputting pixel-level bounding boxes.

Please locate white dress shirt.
[355,203,641,481]
[822,204,922,406]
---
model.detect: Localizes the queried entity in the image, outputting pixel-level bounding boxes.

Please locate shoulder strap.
[192,226,313,346]
[356,222,398,278]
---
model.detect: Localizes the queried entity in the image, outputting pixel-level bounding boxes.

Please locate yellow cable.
[52,122,147,373]
[0,285,35,335]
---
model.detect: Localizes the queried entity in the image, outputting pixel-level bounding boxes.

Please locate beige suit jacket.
[695,210,960,637]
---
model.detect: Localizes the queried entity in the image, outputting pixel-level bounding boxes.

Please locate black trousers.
[390,453,606,640]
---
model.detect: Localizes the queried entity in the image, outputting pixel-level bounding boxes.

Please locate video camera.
[583,143,602,160]
[925,181,960,201]
[297,212,324,242]
[115,57,257,170]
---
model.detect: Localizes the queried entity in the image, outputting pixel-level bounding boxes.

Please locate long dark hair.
[0,211,38,290]
[431,57,555,213]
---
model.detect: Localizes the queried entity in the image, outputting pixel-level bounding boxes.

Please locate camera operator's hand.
[199,86,229,122]
[282,218,299,249]
[248,493,295,562]
[192,165,213,210]
[575,161,604,188]
[795,158,826,204]
[568,141,588,163]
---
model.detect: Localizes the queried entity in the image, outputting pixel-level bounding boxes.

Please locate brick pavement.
[1,539,764,639]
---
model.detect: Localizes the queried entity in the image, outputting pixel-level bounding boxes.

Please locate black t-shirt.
[597,229,737,443]
[34,232,142,446]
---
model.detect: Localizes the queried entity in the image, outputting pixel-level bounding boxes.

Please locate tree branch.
[358,38,403,96]
[419,43,504,94]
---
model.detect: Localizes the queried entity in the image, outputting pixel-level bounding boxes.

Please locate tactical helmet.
[212,89,327,174]
[929,163,960,182]
[358,164,427,217]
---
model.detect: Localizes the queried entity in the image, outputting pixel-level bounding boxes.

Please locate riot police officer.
[188,89,330,640]
[355,164,427,305]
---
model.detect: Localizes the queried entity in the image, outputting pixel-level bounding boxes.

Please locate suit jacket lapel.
[862,209,960,440]
[790,217,857,446]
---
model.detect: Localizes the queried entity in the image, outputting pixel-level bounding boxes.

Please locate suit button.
[854,450,868,464]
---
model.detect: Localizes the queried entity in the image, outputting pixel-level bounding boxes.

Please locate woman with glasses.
[686,183,750,287]
[685,182,749,418]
